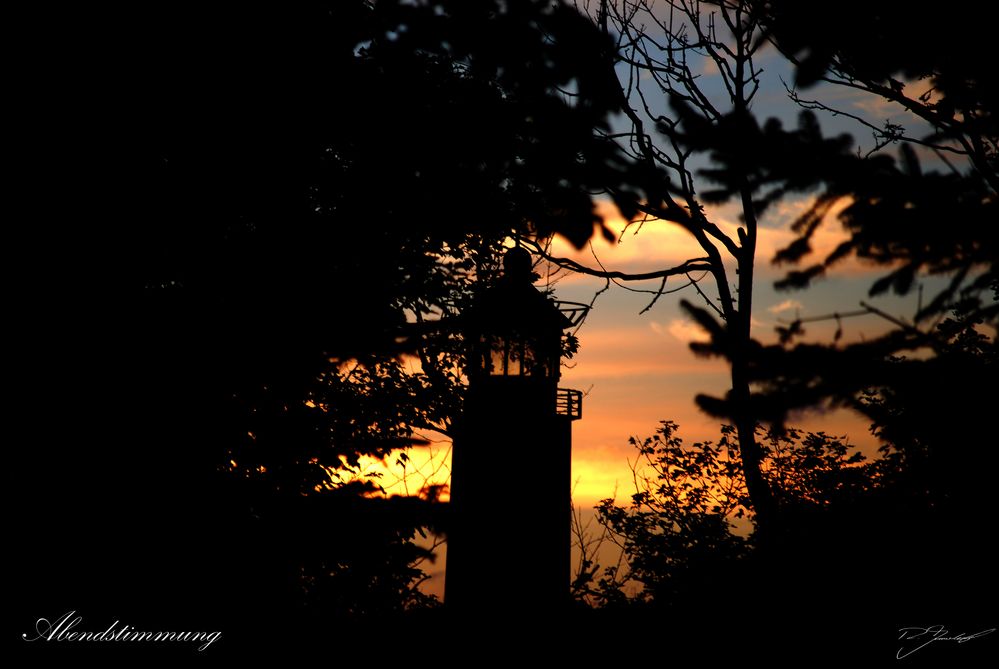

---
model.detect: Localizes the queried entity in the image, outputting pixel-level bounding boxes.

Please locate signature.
[897,625,995,660]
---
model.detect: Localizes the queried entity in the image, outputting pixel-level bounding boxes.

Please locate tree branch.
[524,238,711,281]
[782,79,968,158]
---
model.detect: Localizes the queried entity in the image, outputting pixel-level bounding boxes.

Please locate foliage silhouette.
[534,1,995,537]
[15,0,634,651]
[532,0,842,532]
[556,3,997,657]
[574,412,996,662]
[15,0,997,658]
[725,1,999,434]
[582,421,874,607]
[691,7,999,556]
[189,0,638,621]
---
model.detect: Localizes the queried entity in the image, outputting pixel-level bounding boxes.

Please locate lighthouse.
[446,246,586,613]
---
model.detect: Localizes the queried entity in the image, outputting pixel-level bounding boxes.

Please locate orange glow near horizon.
[373,193,926,600]
[544,195,891,505]
[367,195,895,511]
[339,195,897,514]
[549,196,879,286]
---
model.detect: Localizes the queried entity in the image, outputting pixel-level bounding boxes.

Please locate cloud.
[563,324,717,378]
[849,77,935,124]
[768,299,802,315]
[549,200,711,276]
[546,197,886,288]
[667,319,711,343]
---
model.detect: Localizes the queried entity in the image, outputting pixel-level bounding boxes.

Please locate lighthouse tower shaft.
[445,248,583,613]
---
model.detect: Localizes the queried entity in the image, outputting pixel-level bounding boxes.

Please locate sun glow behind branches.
[314,355,455,501]
[332,193,914,599]
[544,196,896,506]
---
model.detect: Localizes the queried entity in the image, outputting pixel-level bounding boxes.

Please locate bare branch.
[638,271,711,314]
[524,237,712,281]
[782,79,968,158]
[689,271,726,319]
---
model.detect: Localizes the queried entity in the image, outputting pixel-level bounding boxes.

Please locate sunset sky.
[397,189,945,598]
[385,44,950,507]
[547,41,954,505]
[552,198,913,505]
[374,41,955,599]
[18,6,994,655]
[547,46,949,504]
[389,194,939,507]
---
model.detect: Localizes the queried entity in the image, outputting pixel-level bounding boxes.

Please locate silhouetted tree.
[641,0,995,422]
[754,0,997,192]
[535,0,994,528]
[726,6,998,584]
[531,0,866,531]
[548,3,995,659]
[585,421,875,606]
[16,0,634,645]
[180,0,637,620]
[732,0,998,421]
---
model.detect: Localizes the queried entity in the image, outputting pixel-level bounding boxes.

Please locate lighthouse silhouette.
[446,246,586,615]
